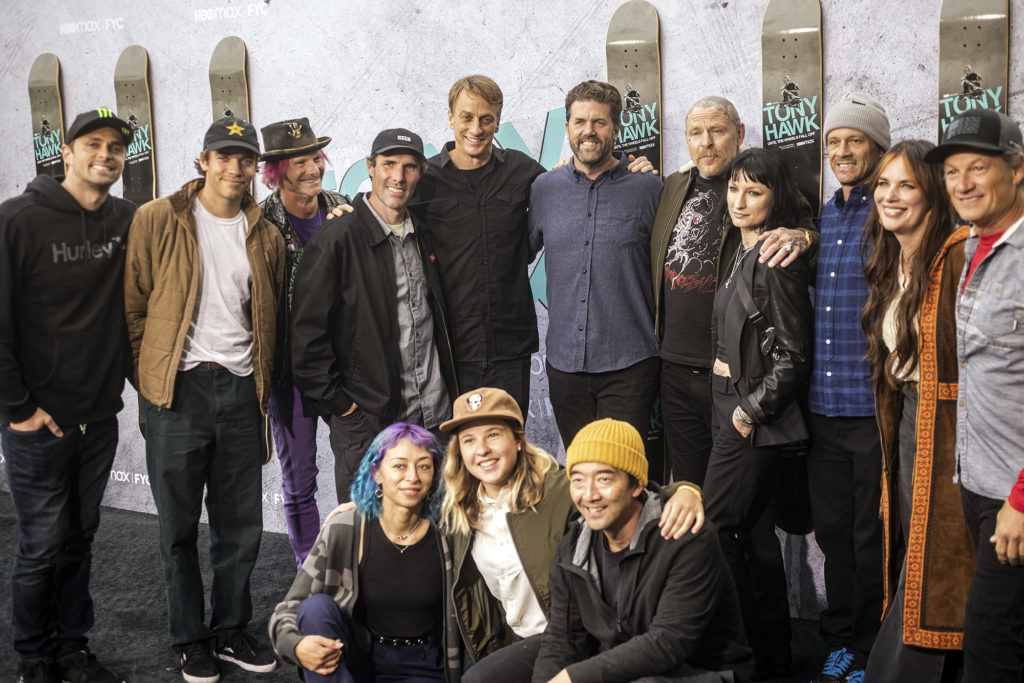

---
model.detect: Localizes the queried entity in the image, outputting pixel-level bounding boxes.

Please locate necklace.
[724,240,757,288]
[379,516,423,554]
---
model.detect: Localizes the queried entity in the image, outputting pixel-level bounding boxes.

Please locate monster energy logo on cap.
[66,107,135,145]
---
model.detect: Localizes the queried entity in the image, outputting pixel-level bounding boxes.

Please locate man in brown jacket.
[124,117,284,683]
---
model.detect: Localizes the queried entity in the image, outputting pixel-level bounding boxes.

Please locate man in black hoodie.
[0,108,136,683]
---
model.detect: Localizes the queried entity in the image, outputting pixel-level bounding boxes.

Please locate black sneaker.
[215,631,277,674]
[813,648,855,683]
[57,651,125,683]
[17,658,58,683]
[179,641,220,683]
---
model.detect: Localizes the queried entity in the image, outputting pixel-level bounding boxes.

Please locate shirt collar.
[362,194,414,239]
[568,150,627,182]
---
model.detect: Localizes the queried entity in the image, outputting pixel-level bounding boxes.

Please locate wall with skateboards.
[0,0,1021,617]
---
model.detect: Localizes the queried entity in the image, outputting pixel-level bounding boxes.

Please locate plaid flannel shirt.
[808,184,875,417]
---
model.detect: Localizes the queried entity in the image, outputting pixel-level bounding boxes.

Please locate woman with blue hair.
[268,422,461,682]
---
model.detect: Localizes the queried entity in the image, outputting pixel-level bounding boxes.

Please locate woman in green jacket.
[440,387,704,682]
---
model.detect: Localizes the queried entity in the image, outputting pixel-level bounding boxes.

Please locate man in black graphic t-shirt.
[650,96,815,486]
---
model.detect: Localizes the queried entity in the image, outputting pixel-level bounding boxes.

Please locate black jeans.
[3,417,118,660]
[807,413,883,660]
[456,356,532,423]
[546,356,660,451]
[327,408,383,504]
[960,487,1024,683]
[660,359,713,486]
[144,367,264,648]
[704,374,790,661]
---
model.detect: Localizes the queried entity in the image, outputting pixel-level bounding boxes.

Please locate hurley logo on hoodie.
[52,235,124,264]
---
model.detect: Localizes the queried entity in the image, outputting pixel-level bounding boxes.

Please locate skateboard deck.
[115,45,156,205]
[606,0,663,174]
[937,0,1008,138]
[209,36,250,122]
[761,0,823,216]
[28,53,65,178]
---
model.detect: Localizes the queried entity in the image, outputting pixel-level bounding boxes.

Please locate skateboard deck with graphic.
[28,53,65,178]
[115,45,156,205]
[209,36,250,122]
[606,0,663,175]
[937,0,1008,138]
[761,0,823,216]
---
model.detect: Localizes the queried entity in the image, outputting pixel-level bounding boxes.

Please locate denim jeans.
[144,367,264,648]
[296,593,444,683]
[3,416,118,659]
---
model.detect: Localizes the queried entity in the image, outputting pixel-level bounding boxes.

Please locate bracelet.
[733,405,753,425]
[800,228,813,247]
[677,483,702,502]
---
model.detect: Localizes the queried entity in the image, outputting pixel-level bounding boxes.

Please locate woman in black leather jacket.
[703,148,813,678]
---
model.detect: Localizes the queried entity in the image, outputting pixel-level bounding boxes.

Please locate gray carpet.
[0,495,829,682]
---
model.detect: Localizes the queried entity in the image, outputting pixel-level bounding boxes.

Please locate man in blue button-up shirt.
[807,92,891,683]
[528,80,663,455]
[925,108,1024,683]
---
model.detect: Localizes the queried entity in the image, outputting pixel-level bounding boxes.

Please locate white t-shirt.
[179,198,254,376]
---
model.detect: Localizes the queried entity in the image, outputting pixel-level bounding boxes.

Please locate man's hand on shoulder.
[626,154,658,176]
[990,499,1024,566]
[9,406,63,437]
[660,485,705,538]
[758,227,810,268]
[325,204,354,220]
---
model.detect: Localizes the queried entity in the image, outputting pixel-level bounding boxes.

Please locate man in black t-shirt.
[649,96,814,486]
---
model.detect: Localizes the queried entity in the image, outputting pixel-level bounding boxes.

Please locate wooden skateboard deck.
[761,0,823,216]
[209,36,250,122]
[28,53,65,178]
[937,0,1008,138]
[115,45,156,205]
[606,0,663,174]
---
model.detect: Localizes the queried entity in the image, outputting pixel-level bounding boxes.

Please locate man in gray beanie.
[807,91,890,683]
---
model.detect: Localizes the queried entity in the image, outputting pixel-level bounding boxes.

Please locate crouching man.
[531,418,754,683]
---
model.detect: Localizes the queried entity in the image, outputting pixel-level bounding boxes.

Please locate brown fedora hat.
[260,117,331,161]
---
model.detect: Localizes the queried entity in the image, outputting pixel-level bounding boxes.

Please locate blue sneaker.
[813,648,855,683]
[846,672,865,683]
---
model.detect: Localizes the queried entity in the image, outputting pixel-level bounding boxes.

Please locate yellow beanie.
[566,418,648,487]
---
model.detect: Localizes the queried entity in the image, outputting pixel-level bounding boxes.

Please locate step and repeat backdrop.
[1,0,1021,617]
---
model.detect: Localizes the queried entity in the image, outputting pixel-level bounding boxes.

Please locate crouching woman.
[268,423,461,682]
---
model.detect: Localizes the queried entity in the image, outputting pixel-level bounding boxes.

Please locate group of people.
[0,68,1022,683]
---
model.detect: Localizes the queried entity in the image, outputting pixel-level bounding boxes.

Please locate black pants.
[462,634,542,683]
[660,359,713,486]
[546,356,660,451]
[3,417,118,660]
[960,487,1024,683]
[704,374,790,662]
[807,413,883,660]
[456,356,532,423]
[144,368,264,648]
[327,409,383,504]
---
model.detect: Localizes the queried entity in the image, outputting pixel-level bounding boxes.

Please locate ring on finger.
[785,242,794,252]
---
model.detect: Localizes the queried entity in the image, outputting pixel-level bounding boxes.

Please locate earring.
[375,484,383,499]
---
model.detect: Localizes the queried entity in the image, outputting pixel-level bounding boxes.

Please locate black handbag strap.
[733,265,772,356]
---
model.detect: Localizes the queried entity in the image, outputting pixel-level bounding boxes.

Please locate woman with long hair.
[268,423,461,682]
[439,387,704,682]
[702,147,813,678]
[860,139,972,681]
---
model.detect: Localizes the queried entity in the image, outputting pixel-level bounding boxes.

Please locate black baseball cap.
[925,109,1023,163]
[204,116,261,156]
[369,128,425,160]
[67,107,133,145]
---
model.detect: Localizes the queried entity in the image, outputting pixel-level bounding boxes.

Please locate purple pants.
[268,384,321,568]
